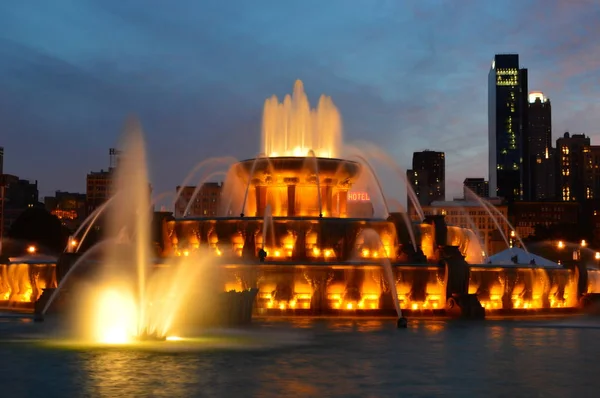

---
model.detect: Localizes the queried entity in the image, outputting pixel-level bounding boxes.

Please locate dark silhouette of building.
[584,145,600,200]
[463,178,489,198]
[407,150,445,206]
[175,182,223,217]
[488,54,528,202]
[0,175,39,236]
[557,132,590,202]
[0,146,3,175]
[512,201,579,238]
[527,92,555,200]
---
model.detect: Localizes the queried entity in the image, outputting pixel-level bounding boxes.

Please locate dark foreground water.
[0,315,599,397]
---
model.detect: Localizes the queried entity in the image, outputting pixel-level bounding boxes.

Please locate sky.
[1,0,599,204]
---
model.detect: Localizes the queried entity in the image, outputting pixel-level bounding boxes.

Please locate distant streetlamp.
[557,240,565,249]
[581,239,587,247]
[27,245,36,254]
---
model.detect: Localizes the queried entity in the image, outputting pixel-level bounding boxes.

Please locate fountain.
[30,116,257,344]
[3,80,596,331]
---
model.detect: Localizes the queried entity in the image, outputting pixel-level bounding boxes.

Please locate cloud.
[0,0,598,201]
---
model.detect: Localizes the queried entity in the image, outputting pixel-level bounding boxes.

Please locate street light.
[581,239,587,247]
[557,240,565,249]
[27,245,37,254]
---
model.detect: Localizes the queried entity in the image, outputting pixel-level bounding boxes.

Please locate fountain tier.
[234,157,361,218]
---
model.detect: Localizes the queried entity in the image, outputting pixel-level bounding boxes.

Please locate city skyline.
[1,1,600,200]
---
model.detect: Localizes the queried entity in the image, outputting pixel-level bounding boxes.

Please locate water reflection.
[83,351,206,397]
[2,318,600,396]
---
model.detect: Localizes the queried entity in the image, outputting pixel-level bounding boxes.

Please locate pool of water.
[0,315,599,397]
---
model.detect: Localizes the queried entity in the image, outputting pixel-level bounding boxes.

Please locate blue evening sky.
[1,0,599,202]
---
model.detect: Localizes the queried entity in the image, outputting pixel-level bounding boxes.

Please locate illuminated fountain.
[32,117,257,344]
[159,81,600,320]
[17,80,600,331]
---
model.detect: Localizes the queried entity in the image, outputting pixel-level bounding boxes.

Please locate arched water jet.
[347,154,390,218]
[462,188,512,254]
[456,205,488,262]
[347,143,425,221]
[172,156,238,210]
[387,198,418,253]
[239,153,272,217]
[71,194,120,253]
[183,171,227,217]
[464,188,529,258]
[151,191,175,210]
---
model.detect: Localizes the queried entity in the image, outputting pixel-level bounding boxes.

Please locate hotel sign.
[347,191,371,202]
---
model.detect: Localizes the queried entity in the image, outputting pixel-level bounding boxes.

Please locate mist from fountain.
[183,171,227,217]
[356,229,403,319]
[42,239,117,315]
[172,156,238,210]
[262,80,341,159]
[346,143,425,221]
[346,153,390,218]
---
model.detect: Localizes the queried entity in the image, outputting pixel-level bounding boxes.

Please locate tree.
[7,207,70,256]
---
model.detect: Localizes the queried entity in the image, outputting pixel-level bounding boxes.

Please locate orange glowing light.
[27,245,36,254]
[595,252,600,260]
[70,239,78,247]
[312,247,321,256]
[581,239,587,247]
[183,250,190,257]
[557,241,565,249]
[346,303,353,310]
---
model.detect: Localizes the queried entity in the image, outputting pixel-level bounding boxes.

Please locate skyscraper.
[557,132,590,202]
[488,54,528,202]
[407,150,445,206]
[528,92,554,200]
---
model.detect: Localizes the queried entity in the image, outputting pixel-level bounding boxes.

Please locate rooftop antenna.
[109,148,122,169]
